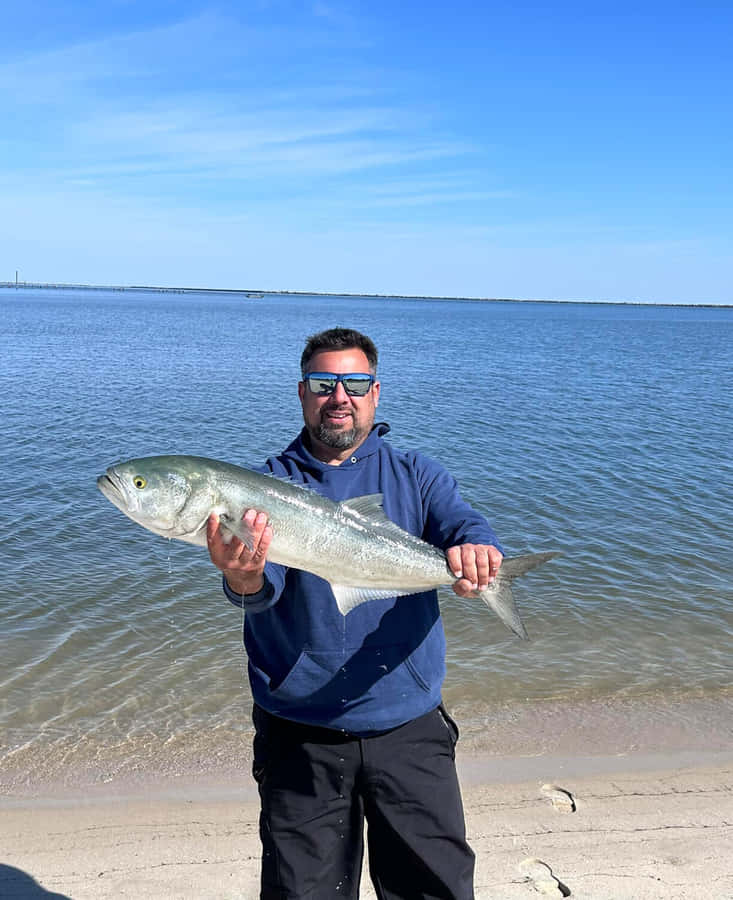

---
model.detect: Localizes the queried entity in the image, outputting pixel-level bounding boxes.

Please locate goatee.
[314,423,360,450]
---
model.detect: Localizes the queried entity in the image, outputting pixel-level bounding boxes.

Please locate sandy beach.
[2,747,732,900]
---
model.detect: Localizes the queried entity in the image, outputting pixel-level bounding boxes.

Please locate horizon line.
[1,280,730,309]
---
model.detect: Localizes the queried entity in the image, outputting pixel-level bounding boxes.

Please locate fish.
[97,454,559,639]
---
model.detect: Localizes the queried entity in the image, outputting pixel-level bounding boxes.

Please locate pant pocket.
[437,703,460,749]
[251,704,271,785]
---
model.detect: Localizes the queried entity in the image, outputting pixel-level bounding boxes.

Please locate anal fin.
[331,584,402,615]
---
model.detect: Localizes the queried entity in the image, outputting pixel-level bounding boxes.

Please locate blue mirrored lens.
[305,373,373,396]
[306,375,338,395]
[341,376,373,396]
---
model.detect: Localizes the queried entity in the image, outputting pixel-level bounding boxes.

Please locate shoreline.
[2,749,731,899]
[1,281,730,307]
[3,689,732,804]
[3,745,732,811]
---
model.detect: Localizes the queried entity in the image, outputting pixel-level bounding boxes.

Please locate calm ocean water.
[1,287,732,789]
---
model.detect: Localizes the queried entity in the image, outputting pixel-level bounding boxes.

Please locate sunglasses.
[303,372,376,397]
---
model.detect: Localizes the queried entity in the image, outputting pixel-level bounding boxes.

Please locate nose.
[330,381,350,403]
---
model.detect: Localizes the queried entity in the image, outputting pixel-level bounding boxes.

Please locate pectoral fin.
[219,512,257,552]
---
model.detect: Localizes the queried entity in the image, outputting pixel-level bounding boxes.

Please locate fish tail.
[477,551,561,640]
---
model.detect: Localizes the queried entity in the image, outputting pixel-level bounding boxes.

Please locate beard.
[303,397,375,455]
[313,421,361,450]
[309,404,372,450]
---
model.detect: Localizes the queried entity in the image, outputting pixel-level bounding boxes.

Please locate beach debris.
[540,783,577,813]
[98,454,560,637]
[518,858,571,896]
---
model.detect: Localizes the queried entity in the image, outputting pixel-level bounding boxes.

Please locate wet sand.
[2,749,732,899]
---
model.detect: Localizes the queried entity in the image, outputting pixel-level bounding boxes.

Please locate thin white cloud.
[1,11,482,199]
[0,9,371,102]
[74,105,406,158]
[360,190,516,208]
[0,17,200,100]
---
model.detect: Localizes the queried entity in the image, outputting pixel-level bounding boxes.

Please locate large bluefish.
[97,455,559,639]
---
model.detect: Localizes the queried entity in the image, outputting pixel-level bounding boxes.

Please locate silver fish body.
[97,454,559,639]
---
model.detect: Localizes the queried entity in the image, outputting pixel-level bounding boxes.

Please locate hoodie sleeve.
[222,561,287,613]
[413,453,504,554]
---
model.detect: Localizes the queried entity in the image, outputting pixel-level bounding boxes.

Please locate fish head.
[97,456,213,540]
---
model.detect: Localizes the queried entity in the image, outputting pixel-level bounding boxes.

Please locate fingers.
[246,510,273,563]
[445,546,462,579]
[448,544,503,595]
[452,577,476,598]
[241,509,269,552]
[488,546,503,579]
[207,512,242,564]
[207,510,272,574]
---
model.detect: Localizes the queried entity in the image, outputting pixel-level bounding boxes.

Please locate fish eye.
[133,476,147,489]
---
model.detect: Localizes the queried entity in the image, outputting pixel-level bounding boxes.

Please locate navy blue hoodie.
[224,424,502,734]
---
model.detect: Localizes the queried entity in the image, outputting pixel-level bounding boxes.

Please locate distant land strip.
[0,281,729,308]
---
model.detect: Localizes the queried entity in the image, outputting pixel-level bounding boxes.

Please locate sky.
[1,0,731,302]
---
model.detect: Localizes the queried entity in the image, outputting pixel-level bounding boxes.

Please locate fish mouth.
[97,469,128,511]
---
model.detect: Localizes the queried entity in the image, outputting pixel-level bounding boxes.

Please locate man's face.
[298,348,380,458]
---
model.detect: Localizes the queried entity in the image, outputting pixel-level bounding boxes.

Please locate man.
[207,328,503,900]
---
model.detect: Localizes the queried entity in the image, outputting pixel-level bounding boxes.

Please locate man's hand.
[446,544,503,597]
[207,509,273,595]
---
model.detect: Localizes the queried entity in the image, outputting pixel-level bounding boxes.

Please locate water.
[1,288,732,790]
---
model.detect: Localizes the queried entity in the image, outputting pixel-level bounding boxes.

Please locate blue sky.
[2,1,730,302]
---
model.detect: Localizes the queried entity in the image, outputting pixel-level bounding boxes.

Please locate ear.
[298,381,305,403]
[372,381,380,407]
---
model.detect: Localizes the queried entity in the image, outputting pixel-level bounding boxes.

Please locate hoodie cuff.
[222,574,276,613]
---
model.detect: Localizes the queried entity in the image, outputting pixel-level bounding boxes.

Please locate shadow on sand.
[0,864,72,899]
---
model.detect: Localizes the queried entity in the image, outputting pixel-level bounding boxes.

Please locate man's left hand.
[446,544,503,596]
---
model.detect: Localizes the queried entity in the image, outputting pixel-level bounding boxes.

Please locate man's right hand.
[207,509,273,595]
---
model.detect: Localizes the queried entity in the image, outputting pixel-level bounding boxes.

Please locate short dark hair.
[300,328,378,377]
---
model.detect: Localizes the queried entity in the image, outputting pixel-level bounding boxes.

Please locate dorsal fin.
[338,494,433,548]
[264,472,317,492]
[338,494,412,537]
[339,493,387,520]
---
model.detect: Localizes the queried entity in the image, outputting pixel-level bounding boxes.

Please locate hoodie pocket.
[267,644,434,707]
[270,649,339,700]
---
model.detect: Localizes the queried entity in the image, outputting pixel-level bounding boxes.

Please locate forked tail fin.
[478,551,561,640]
